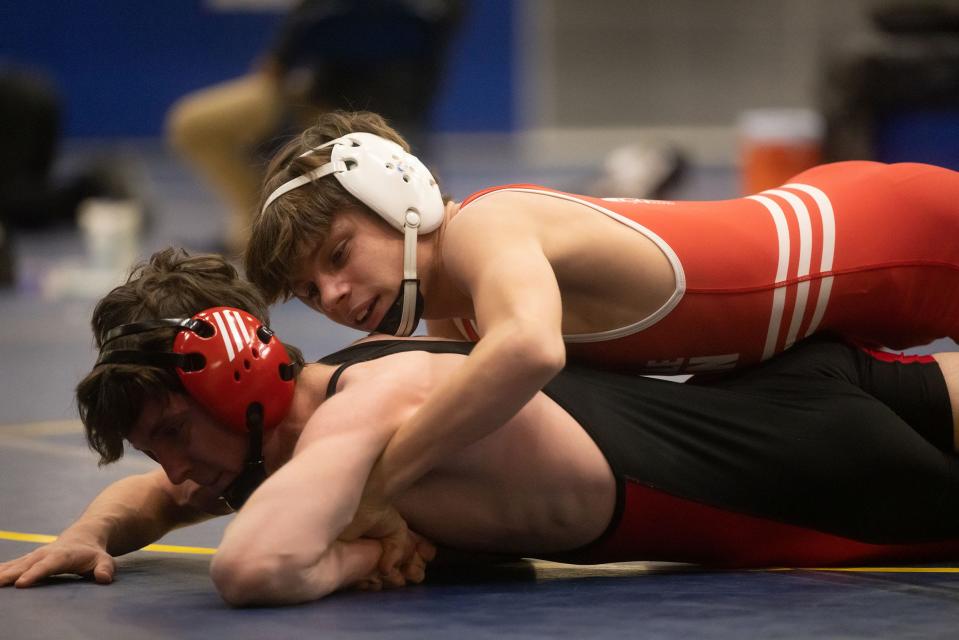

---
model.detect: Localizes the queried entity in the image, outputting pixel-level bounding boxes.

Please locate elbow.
[210,550,271,607]
[211,548,333,607]
[507,321,566,380]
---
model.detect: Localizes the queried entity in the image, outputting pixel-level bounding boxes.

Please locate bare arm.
[0,469,223,588]
[360,202,565,502]
[210,373,433,606]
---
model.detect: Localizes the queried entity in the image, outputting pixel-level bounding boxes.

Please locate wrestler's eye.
[158,420,185,442]
[295,282,319,300]
[331,241,349,267]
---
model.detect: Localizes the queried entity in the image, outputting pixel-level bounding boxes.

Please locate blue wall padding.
[0,0,514,136]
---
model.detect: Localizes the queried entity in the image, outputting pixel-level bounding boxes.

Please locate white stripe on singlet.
[784,183,836,337]
[765,189,813,350]
[746,194,791,360]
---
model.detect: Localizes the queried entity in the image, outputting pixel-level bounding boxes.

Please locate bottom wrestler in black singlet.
[320,337,959,567]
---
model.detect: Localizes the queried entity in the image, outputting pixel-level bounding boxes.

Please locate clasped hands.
[338,491,436,592]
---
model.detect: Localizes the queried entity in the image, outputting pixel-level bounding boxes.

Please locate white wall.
[514,0,946,164]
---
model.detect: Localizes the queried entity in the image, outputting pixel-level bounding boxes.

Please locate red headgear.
[97,306,296,432]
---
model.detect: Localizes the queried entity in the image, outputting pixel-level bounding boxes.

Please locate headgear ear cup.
[97,306,296,433]
[173,307,295,433]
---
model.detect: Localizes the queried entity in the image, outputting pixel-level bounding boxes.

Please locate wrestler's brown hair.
[245,110,449,305]
[75,247,304,464]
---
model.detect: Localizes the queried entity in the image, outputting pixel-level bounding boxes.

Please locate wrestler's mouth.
[355,296,379,331]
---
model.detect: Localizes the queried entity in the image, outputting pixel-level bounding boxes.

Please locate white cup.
[77,198,142,270]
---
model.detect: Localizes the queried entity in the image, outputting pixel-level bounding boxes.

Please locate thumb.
[92,556,115,585]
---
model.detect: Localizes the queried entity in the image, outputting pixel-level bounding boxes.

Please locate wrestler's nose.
[317,274,350,318]
[157,450,192,486]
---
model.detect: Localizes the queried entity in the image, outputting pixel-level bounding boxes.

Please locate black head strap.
[95,349,206,371]
[101,317,212,346]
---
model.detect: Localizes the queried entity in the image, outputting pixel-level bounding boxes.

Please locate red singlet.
[453,161,959,373]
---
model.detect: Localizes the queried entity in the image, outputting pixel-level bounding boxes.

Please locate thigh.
[698,337,954,450]
[167,73,283,145]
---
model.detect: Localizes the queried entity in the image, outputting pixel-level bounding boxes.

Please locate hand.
[0,538,115,588]
[355,531,437,591]
[339,498,413,574]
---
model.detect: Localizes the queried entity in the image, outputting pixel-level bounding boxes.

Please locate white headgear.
[261,132,445,336]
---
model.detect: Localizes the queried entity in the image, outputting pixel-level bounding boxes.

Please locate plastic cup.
[739,108,824,195]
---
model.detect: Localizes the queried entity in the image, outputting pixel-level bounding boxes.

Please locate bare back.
[335,345,616,556]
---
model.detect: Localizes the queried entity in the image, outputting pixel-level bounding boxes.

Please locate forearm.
[212,428,389,606]
[367,321,564,500]
[59,472,208,556]
[219,539,382,607]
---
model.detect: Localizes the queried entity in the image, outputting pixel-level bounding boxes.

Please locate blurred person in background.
[0,63,136,287]
[166,0,465,256]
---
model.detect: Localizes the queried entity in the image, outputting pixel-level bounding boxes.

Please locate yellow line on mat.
[3,530,959,570]
[0,530,216,555]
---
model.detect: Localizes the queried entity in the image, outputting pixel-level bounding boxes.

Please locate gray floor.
[2,140,959,639]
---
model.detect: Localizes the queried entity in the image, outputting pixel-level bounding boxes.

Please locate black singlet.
[320,337,959,567]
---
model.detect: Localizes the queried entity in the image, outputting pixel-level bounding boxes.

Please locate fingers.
[414,537,437,563]
[377,528,436,583]
[0,555,32,587]
[92,556,116,585]
[0,550,51,588]
[378,551,429,587]
[0,545,114,588]
[378,567,406,589]
[398,552,427,584]
[354,548,431,592]
[14,553,64,588]
[377,540,406,575]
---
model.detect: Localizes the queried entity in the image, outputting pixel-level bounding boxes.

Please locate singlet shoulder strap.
[459,184,546,209]
[320,339,474,398]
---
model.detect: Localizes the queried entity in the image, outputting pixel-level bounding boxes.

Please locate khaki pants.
[165,73,284,255]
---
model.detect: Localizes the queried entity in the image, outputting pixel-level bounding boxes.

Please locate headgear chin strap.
[375,283,426,336]
[96,307,296,510]
[262,132,445,336]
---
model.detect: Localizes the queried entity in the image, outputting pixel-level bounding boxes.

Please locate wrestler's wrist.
[56,525,109,550]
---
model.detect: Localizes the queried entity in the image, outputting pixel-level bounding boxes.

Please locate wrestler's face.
[127,393,248,496]
[291,207,407,332]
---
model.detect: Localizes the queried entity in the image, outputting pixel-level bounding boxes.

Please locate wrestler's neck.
[419,200,473,319]
[263,362,337,469]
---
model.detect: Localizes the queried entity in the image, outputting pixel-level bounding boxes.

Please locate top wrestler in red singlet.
[248,111,959,541]
[453,161,959,374]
